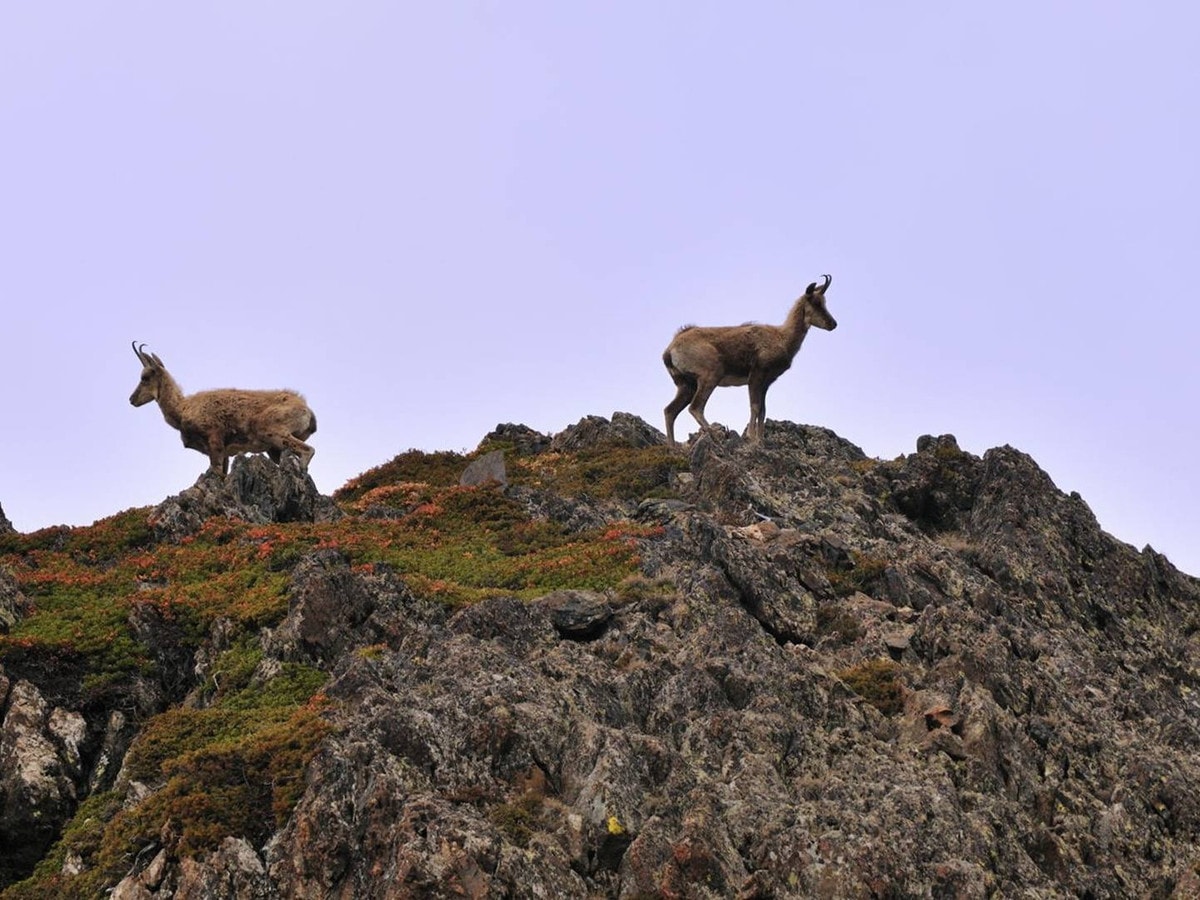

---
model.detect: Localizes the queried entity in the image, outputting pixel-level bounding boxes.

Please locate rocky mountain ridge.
[1,414,1198,898]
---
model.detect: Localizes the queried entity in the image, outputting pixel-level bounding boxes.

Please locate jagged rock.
[87,710,136,794]
[878,433,982,531]
[112,837,273,899]
[262,551,425,667]
[150,455,340,542]
[459,449,507,487]
[0,502,13,534]
[0,568,31,633]
[5,414,1200,898]
[478,423,552,456]
[551,412,666,451]
[634,497,693,524]
[228,454,342,524]
[0,679,86,887]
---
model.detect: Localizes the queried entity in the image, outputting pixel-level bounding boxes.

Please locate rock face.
[3,416,1200,898]
[0,678,88,887]
[0,503,12,535]
[0,570,30,634]
[151,454,340,542]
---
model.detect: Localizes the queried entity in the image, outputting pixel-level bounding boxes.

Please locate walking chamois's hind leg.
[687,376,719,436]
[665,377,698,447]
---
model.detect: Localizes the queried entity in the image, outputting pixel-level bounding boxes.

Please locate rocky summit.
[1,415,1198,899]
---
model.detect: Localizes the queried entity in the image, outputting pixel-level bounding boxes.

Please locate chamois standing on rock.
[129,342,317,475]
[663,274,837,446]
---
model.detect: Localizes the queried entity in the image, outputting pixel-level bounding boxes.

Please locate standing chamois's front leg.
[206,431,229,475]
[748,372,778,443]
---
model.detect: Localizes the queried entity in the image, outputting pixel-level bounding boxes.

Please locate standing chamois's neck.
[782,299,812,355]
[155,374,187,430]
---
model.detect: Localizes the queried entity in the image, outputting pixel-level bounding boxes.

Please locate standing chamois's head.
[801,274,838,332]
[129,342,167,407]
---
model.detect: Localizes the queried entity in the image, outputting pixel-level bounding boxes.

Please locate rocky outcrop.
[550,411,666,451]
[0,503,12,535]
[0,677,89,887]
[4,416,1200,898]
[0,570,30,634]
[151,454,341,542]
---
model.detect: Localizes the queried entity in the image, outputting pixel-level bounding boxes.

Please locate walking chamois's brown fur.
[129,342,317,475]
[662,274,837,446]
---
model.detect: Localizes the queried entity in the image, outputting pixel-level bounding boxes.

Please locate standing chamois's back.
[662,275,837,445]
[129,342,317,475]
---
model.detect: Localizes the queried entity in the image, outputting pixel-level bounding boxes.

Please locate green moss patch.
[826,551,891,598]
[508,446,688,501]
[837,658,904,715]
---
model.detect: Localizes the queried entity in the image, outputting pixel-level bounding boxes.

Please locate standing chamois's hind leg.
[665,376,698,447]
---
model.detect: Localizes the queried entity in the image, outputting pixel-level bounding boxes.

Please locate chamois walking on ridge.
[662,274,837,446]
[129,342,317,476]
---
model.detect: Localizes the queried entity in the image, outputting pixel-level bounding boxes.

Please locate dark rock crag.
[2,419,1199,898]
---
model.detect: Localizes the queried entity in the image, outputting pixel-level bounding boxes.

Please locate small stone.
[537,590,613,640]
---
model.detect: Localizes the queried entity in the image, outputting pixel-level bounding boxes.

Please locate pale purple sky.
[3,4,1198,575]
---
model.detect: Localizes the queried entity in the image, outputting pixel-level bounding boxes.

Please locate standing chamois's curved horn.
[132,341,148,364]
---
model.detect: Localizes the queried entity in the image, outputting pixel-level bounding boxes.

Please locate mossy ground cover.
[4,662,331,899]
[507,445,688,501]
[336,442,688,504]
[0,477,657,695]
[0,446,669,896]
